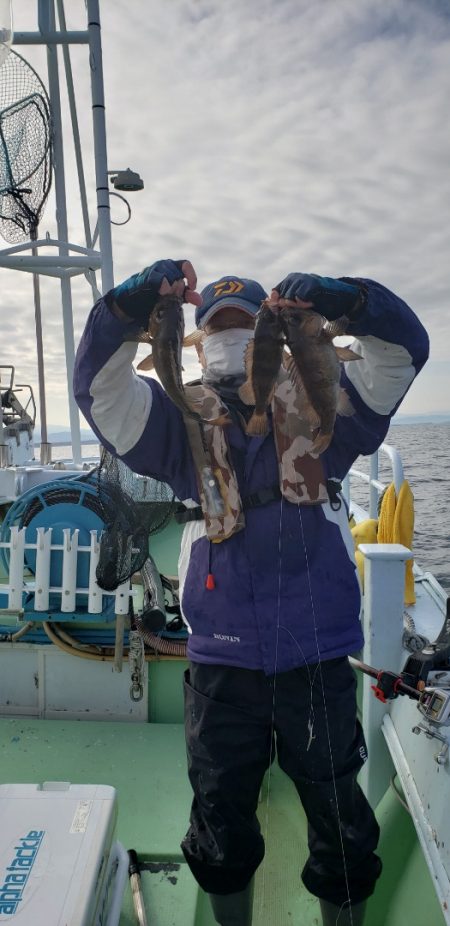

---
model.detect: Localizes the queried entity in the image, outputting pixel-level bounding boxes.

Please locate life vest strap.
[175,480,342,524]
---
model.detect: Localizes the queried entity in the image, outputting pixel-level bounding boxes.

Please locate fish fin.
[236,339,255,404]
[210,413,233,426]
[284,355,305,392]
[183,329,203,347]
[246,412,269,436]
[244,338,255,375]
[310,431,332,455]
[137,353,155,371]
[323,315,349,337]
[123,331,153,344]
[238,379,256,405]
[336,387,355,417]
[335,346,362,361]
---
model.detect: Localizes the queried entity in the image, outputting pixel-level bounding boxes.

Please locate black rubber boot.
[320,899,366,926]
[209,881,254,925]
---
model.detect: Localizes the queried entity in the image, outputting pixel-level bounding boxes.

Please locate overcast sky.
[2,0,450,426]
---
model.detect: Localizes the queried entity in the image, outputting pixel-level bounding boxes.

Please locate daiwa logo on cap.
[195,275,268,328]
[213,280,244,299]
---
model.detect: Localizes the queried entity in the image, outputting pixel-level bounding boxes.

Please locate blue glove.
[274,273,363,321]
[107,259,186,326]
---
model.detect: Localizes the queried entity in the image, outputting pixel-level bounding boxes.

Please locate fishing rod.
[349,655,422,703]
[128,850,149,926]
[350,655,450,730]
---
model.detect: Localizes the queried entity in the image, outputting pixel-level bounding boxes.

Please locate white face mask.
[201,329,253,382]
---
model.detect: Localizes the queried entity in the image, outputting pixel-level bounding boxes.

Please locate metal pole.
[369,451,378,518]
[12,30,89,45]
[0,390,7,467]
[56,0,99,303]
[39,0,82,464]
[86,0,114,292]
[30,225,51,463]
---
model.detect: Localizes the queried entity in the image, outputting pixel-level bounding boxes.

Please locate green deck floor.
[0,716,321,925]
[0,716,446,925]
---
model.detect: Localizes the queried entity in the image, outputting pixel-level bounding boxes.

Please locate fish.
[135,326,203,371]
[238,300,285,435]
[124,296,229,515]
[123,294,204,421]
[280,306,359,454]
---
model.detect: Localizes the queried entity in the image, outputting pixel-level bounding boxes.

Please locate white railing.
[342,442,405,519]
[0,526,130,616]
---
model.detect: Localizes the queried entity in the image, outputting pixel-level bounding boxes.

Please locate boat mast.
[7,0,114,464]
[85,0,114,293]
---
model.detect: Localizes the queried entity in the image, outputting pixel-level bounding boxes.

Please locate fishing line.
[295,501,355,925]
[257,495,284,918]
[258,498,323,917]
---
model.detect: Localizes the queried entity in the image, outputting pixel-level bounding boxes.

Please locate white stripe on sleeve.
[345,336,415,415]
[90,342,152,455]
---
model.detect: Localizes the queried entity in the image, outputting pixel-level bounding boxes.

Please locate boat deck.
[0,716,445,925]
[0,716,316,925]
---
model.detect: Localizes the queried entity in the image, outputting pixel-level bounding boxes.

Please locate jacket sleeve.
[73,297,198,500]
[328,278,430,478]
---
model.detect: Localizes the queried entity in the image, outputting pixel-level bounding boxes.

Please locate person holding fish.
[74,259,429,926]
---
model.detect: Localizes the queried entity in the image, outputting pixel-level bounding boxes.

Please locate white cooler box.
[0,782,128,926]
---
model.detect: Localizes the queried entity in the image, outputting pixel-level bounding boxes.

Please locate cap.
[195,276,267,328]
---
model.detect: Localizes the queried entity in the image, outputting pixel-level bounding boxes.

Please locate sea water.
[351,421,450,593]
[45,421,450,594]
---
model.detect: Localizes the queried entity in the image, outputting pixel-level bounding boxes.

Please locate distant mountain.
[392,413,450,425]
[34,425,97,444]
[34,414,450,442]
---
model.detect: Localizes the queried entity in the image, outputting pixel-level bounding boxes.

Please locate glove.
[107,259,187,326]
[273,273,363,321]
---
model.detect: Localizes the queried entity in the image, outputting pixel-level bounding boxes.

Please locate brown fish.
[124,298,230,431]
[280,306,358,454]
[239,300,284,435]
[125,294,202,421]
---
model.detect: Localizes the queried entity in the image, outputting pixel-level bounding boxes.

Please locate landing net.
[96,449,176,591]
[0,48,52,242]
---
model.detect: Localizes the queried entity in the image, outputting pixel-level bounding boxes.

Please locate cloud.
[2,0,449,425]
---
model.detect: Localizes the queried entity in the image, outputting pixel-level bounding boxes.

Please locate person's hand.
[270,273,362,321]
[108,259,202,326]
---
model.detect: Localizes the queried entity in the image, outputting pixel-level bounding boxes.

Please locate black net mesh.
[96,449,176,591]
[0,49,52,243]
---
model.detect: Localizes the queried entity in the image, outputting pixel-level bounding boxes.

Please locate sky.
[1,0,450,428]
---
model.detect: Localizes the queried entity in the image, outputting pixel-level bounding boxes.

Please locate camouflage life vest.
[183,371,328,542]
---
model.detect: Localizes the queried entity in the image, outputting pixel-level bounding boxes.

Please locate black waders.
[209,881,254,925]
[320,899,366,925]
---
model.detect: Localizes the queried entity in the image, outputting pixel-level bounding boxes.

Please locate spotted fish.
[238,300,284,435]
[280,306,359,454]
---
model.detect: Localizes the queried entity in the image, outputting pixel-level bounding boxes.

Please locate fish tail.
[246,412,269,436]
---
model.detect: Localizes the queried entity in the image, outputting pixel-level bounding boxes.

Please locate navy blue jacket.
[74,279,429,674]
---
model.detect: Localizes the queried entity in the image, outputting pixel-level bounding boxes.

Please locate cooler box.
[0,782,128,925]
